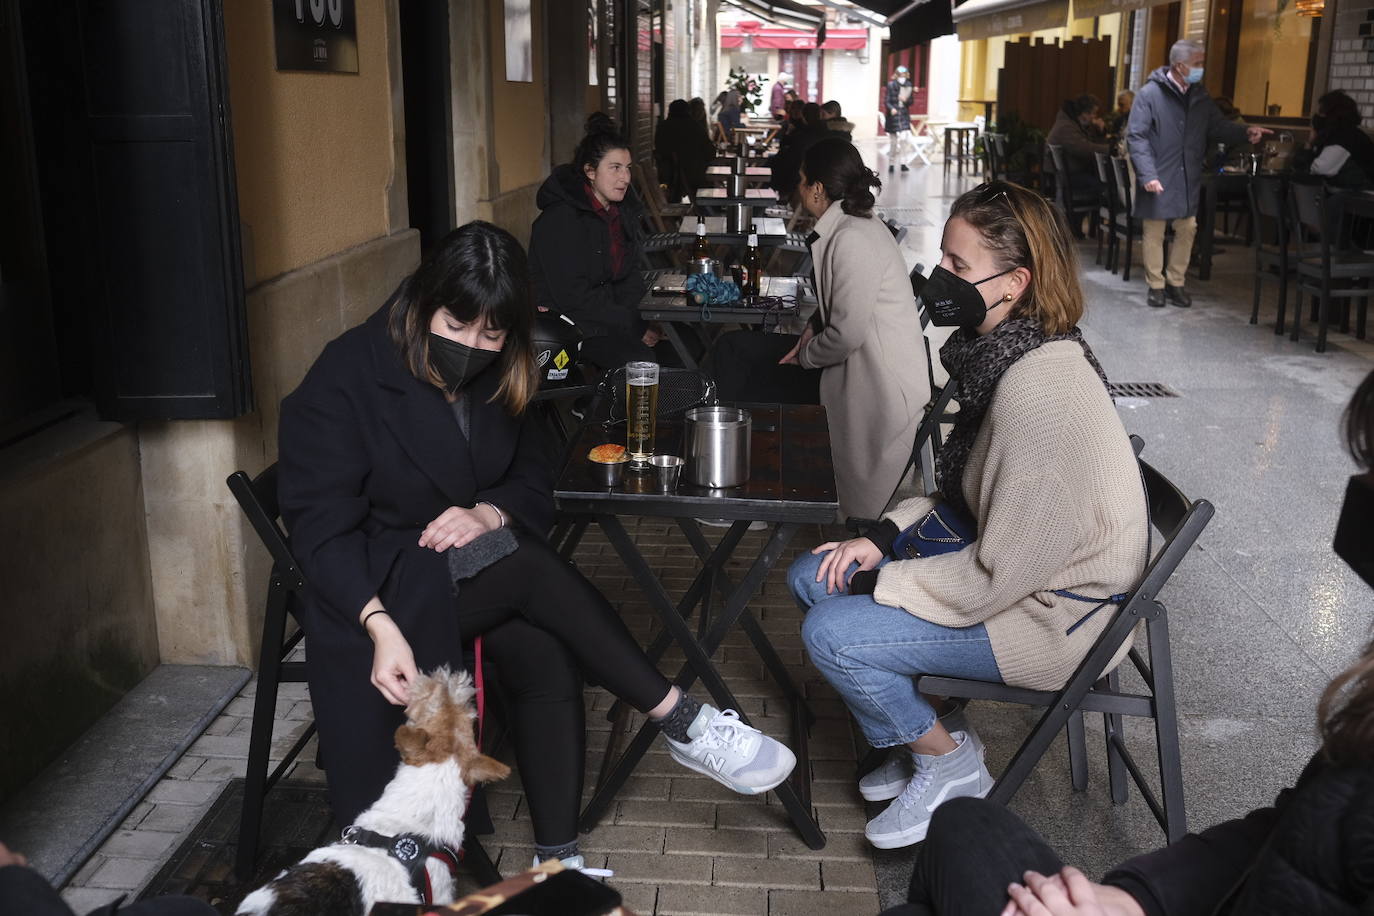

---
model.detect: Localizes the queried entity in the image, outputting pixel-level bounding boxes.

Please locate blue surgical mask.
[1184,66,1204,85]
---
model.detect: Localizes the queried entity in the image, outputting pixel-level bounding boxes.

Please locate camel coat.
[799,201,928,520]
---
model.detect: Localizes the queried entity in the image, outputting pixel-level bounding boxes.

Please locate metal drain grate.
[1109,381,1179,398]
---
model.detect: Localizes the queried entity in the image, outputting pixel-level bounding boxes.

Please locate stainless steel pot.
[684,406,751,488]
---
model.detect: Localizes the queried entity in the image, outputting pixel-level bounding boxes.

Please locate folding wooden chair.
[226,466,503,884]
[915,442,1213,842]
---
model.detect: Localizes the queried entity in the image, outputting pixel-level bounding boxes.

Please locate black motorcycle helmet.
[531,311,583,388]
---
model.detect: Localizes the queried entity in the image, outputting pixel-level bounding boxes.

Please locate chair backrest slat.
[227,466,306,592]
[1111,157,1134,215]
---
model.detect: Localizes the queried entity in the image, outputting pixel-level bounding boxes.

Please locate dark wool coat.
[1126,67,1250,221]
[277,297,553,823]
[1104,752,1374,915]
[529,164,647,339]
[884,78,913,134]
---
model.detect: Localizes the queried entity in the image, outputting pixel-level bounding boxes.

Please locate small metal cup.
[590,457,627,488]
[650,455,684,492]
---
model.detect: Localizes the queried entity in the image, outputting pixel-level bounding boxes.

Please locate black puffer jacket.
[1104,752,1374,915]
[529,163,647,339]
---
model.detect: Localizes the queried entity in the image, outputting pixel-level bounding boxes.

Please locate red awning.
[720,27,868,49]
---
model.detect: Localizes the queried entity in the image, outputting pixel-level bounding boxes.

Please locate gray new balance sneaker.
[859,708,985,802]
[665,705,796,794]
[864,731,993,849]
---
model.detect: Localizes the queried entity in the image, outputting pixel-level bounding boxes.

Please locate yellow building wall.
[223,0,396,282]
[489,0,549,194]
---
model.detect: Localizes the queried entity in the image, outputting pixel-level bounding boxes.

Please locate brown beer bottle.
[691,217,712,261]
[742,224,762,297]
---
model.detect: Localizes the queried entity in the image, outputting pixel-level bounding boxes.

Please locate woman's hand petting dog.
[418,505,499,553]
[367,615,419,706]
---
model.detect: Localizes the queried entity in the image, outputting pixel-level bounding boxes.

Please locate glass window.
[1232,0,1315,118]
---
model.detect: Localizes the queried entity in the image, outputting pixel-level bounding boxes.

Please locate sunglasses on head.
[970,181,1014,207]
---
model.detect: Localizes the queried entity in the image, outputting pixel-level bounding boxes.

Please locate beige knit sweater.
[872,341,1149,691]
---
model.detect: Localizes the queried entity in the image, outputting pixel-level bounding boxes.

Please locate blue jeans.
[788,550,1003,748]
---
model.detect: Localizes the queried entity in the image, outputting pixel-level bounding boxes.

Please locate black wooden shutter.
[75,0,248,420]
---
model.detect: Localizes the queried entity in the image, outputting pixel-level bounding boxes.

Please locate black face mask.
[429,333,499,392]
[1334,472,1374,589]
[1311,114,1329,134]
[919,265,1015,328]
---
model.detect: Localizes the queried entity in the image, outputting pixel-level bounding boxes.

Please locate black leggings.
[878,797,1066,916]
[460,537,673,846]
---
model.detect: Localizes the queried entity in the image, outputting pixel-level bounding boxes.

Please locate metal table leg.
[578,516,826,848]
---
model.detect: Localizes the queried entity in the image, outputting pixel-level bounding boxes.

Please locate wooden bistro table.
[638,274,817,369]
[555,403,838,849]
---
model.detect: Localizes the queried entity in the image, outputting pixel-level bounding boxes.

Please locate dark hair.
[668,98,690,119]
[388,221,537,413]
[1319,367,1374,764]
[1344,367,1374,468]
[802,137,881,218]
[802,102,823,126]
[1064,94,1100,118]
[821,100,842,118]
[1318,90,1362,130]
[584,111,618,135]
[573,121,631,178]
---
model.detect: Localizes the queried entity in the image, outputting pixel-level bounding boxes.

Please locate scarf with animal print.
[935,316,1108,518]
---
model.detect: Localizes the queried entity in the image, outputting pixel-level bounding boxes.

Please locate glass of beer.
[625,361,660,467]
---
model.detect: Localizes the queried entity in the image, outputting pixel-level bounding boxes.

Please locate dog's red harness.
[338,826,460,905]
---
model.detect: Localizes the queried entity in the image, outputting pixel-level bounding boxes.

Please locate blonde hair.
[949,181,1085,336]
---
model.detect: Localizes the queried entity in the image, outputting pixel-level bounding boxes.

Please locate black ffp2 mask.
[919,265,1014,328]
[429,333,499,391]
[1334,472,1374,589]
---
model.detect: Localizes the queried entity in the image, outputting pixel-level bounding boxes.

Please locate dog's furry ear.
[461,753,511,787]
[395,724,431,762]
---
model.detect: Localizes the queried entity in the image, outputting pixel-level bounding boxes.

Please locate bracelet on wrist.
[361,608,389,631]
[479,501,507,529]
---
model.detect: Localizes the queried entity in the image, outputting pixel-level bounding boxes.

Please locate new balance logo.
[703,753,727,773]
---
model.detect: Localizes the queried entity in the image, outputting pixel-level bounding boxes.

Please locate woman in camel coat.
[782,138,929,519]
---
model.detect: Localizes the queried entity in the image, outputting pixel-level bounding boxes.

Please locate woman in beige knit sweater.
[787,181,1148,850]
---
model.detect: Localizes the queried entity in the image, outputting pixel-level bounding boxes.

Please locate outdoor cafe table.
[554,403,838,849]
[1194,171,1252,281]
[694,187,778,211]
[638,274,817,369]
[676,215,789,245]
[705,164,772,183]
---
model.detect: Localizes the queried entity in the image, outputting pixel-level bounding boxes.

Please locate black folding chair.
[914,442,1213,842]
[226,466,502,885]
[1094,152,1118,271]
[1288,179,1374,352]
[1247,174,1294,333]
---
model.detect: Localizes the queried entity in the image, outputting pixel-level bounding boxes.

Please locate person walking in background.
[885,65,916,173]
[771,72,792,121]
[688,97,711,142]
[1126,39,1269,309]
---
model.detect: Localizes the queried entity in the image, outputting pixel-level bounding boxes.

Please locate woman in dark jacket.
[880,368,1374,916]
[530,123,679,372]
[278,222,795,872]
[653,99,715,199]
[1304,90,1374,190]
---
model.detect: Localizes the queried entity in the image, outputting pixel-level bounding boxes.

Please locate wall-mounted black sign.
[274,0,358,73]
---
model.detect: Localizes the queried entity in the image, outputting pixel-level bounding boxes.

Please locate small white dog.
[237,667,510,916]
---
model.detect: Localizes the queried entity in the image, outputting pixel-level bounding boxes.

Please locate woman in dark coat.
[529,122,682,371]
[653,99,715,199]
[1304,90,1374,190]
[278,222,796,871]
[880,367,1374,916]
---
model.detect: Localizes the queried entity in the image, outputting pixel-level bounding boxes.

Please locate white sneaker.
[858,707,984,802]
[533,853,613,879]
[864,731,993,849]
[665,705,796,794]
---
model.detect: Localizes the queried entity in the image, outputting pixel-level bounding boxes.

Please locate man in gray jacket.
[1126,40,1269,307]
